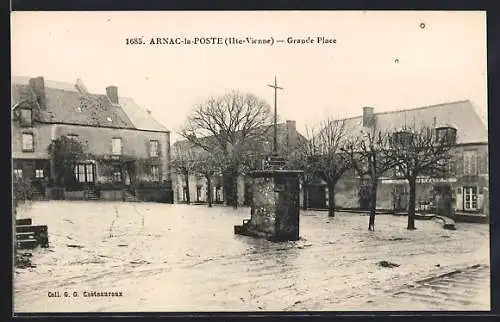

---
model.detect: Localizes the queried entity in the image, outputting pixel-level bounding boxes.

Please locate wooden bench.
[15,219,49,249]
[433,215,456,230]
[16,218,32,226]
[16,239,38,249]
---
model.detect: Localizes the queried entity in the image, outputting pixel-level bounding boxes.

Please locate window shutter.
[157,141,161,158]
[457,154,464,175]
[478,152,487,174]
[146,140,150,157]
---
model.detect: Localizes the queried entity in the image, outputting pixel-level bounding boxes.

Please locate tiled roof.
[341,100,487,145]
[11,76,169,132]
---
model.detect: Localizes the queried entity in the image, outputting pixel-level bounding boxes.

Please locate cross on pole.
[267,76,283,155]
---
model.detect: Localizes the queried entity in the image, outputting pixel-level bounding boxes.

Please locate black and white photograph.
[11,11,489,313]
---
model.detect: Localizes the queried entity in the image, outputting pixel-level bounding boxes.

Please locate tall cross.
[267,76,283,155]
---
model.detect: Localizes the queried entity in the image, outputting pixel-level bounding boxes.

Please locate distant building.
[308,100,489,218]
[11,76,172,202]
[171,120,305,206]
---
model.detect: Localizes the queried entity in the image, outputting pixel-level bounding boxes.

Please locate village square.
[11,11,489,313]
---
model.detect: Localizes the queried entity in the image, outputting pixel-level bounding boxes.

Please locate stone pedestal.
[234,169,303,242]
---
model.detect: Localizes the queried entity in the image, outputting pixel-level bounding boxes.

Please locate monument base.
[234,169,303,242]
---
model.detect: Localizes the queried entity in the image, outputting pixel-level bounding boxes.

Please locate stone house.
[11,76,172,202]
[171,120,305,206]
[308,100,489,217]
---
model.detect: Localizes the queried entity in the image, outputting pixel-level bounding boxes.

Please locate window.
[22,133,34,151]
[151,165,160,181]
[112,138,122,155]
[66,134,79,141]
[20,108,32,126]
[436,159,447,175]
[196,186,202,202]
[263,140,271,153]
[463,186,477,210]
[112,167,122,182]
[13,169,23,178]
[215,186,223,203]
[446,159,455,175]
[394,165,404,178]
[74,163,95,183]
[149,140,159,157]
[35,169,44,178]
[463,151,477,175]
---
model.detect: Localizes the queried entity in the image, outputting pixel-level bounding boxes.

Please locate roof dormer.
[392,127,415,147]
[435,123,457,145]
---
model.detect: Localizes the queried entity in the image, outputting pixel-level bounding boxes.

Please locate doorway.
[308,185,326,209]
[393,184,408,211]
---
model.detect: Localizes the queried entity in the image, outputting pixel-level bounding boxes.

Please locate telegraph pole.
[267,76,283,155]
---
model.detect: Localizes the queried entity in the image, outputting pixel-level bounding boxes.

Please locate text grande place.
[286,36,337,44]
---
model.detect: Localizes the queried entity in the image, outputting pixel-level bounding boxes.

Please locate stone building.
[11,76,172,202]
[308,100,489,218]
[171,120,305,206]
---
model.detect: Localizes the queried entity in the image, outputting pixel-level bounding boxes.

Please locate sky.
[11,11,487,141]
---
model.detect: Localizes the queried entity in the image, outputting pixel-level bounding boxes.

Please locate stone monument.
[234,76,303,242]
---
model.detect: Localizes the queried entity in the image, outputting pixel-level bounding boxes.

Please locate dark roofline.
[37,120,170,134]
[172,120,303,145]
[339,99,472,122]
[455,141,488,147]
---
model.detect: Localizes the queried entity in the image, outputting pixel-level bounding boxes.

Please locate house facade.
[11,76,172,202]
[171,120,304,206]
[308,100,489,218]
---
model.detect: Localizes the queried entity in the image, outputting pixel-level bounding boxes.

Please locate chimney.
[362,106,375,127]
[75,78,88,94]
[28,76,46,109]
[286,120,298,150]
[106,85,119,104]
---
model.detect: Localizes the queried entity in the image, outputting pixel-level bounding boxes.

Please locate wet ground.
[366,263,490,310]
[13,201,490,312]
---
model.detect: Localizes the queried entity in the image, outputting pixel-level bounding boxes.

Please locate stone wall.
[100,190,124,201]
[249,177,276,236]
[243,171,301,241]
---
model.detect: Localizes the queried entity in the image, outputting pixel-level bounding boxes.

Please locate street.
[13,201,490,312]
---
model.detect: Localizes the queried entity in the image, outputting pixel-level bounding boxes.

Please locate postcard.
[11,10,489,313]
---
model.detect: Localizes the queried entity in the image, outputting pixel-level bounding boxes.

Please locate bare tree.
[343,129,394,231]
[386,125,454,230]
[191,149,225,207]
[171,143,199,204]
[179,90,273,208]
[285,148,313,210]
[300,119,351,217]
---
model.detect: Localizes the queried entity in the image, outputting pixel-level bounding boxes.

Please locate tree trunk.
[206,176,212,207]
[184,171,190,204]
[368,179,378,231]
[328,183,336,217]
[232,171,239,209]
[223,173,231,206]
[407,177,417,230]
[303,182,308,210]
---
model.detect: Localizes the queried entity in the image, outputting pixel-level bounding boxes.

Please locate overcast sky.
[11,11,487,141]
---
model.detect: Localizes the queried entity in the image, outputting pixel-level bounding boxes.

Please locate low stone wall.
[45,187,65,200]
[100,190,124,201]
[64,190,85,200]
[136,188,173,203]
